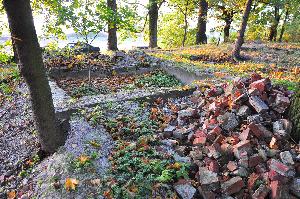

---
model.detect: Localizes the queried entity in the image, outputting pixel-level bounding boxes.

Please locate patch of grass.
[272,79,299,91]
[87,102,190,198]
[71,85,110,98]
[135,71,181,88]
[104,140,189,198]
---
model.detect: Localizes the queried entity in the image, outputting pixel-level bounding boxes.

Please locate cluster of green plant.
[71,84,110,98]
[88,102,190,198]
[135,71,182,88]
[18,154,41,178]
[105,140,189,198]
[89,104,159,139]
[0,66,20,96]
[272,79,299,91]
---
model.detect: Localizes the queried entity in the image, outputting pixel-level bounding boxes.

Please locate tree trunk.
[290,86,300,142]
[107,0,118,51]
[223,19,231,42]
[149,0,158,48]
[196,0,208,44]
[279,8,289,42]
[232,0,253,60]
[3,0,67,154]
[268,5,280,42]
[182,13,188,47]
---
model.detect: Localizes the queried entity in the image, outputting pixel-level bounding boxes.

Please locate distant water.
[0,32,148,52]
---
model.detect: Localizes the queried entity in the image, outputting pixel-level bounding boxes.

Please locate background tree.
[107,0,118,50]
[232,0,253,59]
[168,0,197,47]
[3,0,67,153]
[210,0,244,42]
[149,0,159,48]
[196,0,208,44]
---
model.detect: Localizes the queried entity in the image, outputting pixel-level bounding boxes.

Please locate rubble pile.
[157,73,299,198]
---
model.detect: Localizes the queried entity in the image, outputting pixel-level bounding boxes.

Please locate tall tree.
[3,0,67,153]
[196,0,208,44]
[278,6,289,42]
[232,0,253,59]
[107,0,118,50]
[149,0,159,48]
[268,4,281,41]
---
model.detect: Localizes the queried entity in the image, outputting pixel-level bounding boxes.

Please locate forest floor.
[0,42,299,199]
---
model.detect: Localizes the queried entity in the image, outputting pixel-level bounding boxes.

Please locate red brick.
[249,154,263,168]
[268,158,295,177]
[252,184,270,199]
[250,78,270,92]
[239,128,250,141]
[221,176,245,195]
[208,159,219,173]
[227,161,238,172]
[270,180,280,199]
[272,94,290,113]
[233,140,252,159]
[193,137,207,145]
[198,186,217,199]
[248,122,272,138]
[214,134,225,144]
[268,170,283,181]
[249,96,269,113]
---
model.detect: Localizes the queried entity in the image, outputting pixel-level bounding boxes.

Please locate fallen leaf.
[269,137,278,149]
[78,155,90,164]
[7,191,16,199]
[65,178,79,191]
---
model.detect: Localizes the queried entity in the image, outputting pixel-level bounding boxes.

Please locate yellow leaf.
[171,162,181,170]
[7,191,16,199]
[78,155,90,164]
[182,85,190,91]
[65,178,79,191]
[269,137,278,149]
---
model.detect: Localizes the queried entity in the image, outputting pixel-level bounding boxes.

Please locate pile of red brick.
[161,73,299,198]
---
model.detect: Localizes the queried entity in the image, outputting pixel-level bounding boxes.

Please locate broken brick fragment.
[233,140,252,159]
[193,137,207,145]
[248,122,272,138]
[268,159,295,177]
[239,128,250,141]
[227,161,238,172]
[249,78,271,92]
[198,167,219,185]
[249,95,269,113]
[272,94,290,113]
[252,184,270,199]
[248,154,263,168]
[221,176,244,195]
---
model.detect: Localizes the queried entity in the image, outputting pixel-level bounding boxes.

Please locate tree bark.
[182,12,188,47]
[149,0,158,48]
[279,8,289,42]
[232,0,253,60]
[107,0,118,51]
[196,0,208,44]
[3,0,67,154]
[290,85,300,142]
[223,19,232,42]
[268,5,280,42]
